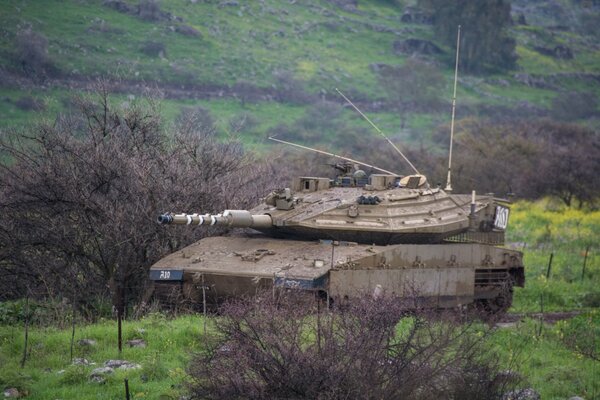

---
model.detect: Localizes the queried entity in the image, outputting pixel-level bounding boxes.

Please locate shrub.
[14,27,55,79]
[14,96,45,112]
[57,365,88,385]
[141,351,168,381]
[140,41,166,58]
[188,292,519,399]
[551,91,599,121]
[138,0,162,22]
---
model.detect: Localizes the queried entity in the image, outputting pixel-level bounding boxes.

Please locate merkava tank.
[150,142,524,313]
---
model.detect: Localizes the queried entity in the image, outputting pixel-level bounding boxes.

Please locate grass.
[0,313,209,399]
[507,199,600,312]
[488,314,599,400]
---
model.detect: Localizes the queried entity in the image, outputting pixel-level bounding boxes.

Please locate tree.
[0,81,280,311]
[418,0,517,73]
[427,118,600,207]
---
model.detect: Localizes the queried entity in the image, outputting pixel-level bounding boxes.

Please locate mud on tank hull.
[149,235,524,313]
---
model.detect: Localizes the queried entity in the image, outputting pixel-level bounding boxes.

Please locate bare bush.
[140,41,166,58]
[14,27,56,79]
[138,0,162,21]
[0,80,280,313]
[188,292,519,400]
[551,91,599,121]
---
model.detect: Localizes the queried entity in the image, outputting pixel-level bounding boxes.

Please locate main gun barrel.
[158,210,272,229]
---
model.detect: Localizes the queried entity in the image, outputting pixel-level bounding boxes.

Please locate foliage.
[0,81,282,311]
[428,118,600,207]
[418,0,517,73]
[188,292,517,400]
[551,91,599,121]
[13,26,56,80]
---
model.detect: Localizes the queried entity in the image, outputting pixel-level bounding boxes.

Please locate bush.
[188,292,518,399]
[14,96,45,112]
[140,41,166,58]
[138,0,162,22]
[14,27,55,79]
[551,91,599,121]
[57,365,88,385]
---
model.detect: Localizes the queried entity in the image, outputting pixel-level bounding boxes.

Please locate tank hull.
[149,234,524,312]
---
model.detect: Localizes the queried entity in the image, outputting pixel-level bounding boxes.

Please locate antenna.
[445,25,461,192]
[335,88,421,176]
[268,136,400,176]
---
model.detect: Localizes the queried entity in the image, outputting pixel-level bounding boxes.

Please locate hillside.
[0,0,599,152]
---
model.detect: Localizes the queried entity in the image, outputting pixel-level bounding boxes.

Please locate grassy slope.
[1,0,599,149]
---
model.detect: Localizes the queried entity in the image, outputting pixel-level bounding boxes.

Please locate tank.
[149,161,524,313]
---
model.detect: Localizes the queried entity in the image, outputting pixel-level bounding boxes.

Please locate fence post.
[546,253,554,279]
[118,285,123,354]
[20,293,30,368]
[124,378,130,400]
[581,245,590,281]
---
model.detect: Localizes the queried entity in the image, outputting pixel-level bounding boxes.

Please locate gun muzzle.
[157,210,272,228]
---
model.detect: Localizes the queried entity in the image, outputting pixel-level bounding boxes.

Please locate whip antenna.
[269,136,399,176]
[335,88,421,176]
[445,25,461,192]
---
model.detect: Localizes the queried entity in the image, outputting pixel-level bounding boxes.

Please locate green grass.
[488,314,599,400]
[0,313,209,399]
[507,199,600,312]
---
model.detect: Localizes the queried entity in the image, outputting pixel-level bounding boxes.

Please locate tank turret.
[157,171,509,246]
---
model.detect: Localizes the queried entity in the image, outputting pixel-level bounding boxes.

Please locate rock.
[77,339,97,347]
[127,339,147,348]
[103,0,134,14]
[503,388,541,400]
[219,0,239,7]
[533,45,573,60]
[3,388,20,398]
[569,397,585,400]
[72,358,90,365]
[175,25,200,37]
[104,359,141,370]
[393,39,442,56]
[90,366,114,383]
[400,7,432,24]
